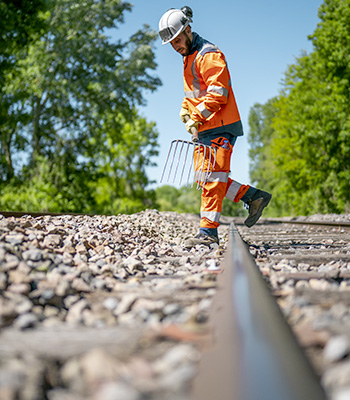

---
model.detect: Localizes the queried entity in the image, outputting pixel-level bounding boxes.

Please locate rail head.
[192,222,327,400]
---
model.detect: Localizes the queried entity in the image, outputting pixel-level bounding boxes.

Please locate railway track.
[0,210,349,399]
[233,216,350,400]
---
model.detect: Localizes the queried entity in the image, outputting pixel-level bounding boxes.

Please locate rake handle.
[191,128,199,142]
[184,115,199,142]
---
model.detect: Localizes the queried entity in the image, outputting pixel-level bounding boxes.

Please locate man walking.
[159,6,272,247]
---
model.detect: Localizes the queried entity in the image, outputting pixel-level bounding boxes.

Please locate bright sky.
[112,0,323,189]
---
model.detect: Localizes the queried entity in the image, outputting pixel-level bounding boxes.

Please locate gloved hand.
[179,107,190,123]
[185,118,201,134]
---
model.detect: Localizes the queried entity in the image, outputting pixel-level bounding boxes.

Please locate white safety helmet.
[158,6,193,45]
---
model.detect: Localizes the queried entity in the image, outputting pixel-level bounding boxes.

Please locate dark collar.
[189,32,200,55]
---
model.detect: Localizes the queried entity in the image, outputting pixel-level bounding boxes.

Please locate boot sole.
[244,194,272,228]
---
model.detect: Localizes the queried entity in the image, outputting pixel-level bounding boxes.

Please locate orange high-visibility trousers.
[194,137,249,230]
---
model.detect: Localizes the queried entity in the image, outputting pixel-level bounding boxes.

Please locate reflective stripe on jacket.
[182,32,243,138]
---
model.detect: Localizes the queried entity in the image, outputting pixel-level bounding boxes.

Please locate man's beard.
[182,32,192,56]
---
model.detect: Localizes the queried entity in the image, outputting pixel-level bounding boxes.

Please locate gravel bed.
[0,210,229,400]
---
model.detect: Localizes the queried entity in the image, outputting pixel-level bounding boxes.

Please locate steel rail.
[192,222,327,400]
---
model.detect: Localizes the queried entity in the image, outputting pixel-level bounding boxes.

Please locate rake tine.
[187,142,198,186]
[160,140,175,183]
[204,145,212,183]
[201,145,208,187]
[179,140,191,186]
[201,145,210,188]
[196,144,203,190]
[196,144,207,190]
[167,140,180,182]
[192,143,201,188]
[172,140,185,183]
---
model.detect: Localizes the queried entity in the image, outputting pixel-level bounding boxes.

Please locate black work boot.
[244,190,272,228]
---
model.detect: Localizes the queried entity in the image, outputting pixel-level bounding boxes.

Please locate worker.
[158,6,272,247]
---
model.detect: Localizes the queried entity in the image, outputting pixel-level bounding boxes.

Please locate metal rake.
[160,139,217,189]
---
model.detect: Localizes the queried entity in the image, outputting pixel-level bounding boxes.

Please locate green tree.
[156,185,183,211]
[0,0,48,82]
[93,110,159,214]
[248,0,350,216]
[0,0,48,180]
[248,99,279,191]
[0,0,161,213]
[156,185,201,214]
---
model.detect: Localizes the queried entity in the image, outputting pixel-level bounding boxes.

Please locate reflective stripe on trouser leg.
[200,181,228,229]
[225,178,250,203]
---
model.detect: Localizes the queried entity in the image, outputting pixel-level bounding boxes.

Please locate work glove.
[179,107,190,123]
[185,118,201,134]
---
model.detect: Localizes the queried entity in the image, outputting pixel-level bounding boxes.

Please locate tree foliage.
[0,0,48,81]
[156,185,201,214]
[0,0,161,213]
[248,0,350,216]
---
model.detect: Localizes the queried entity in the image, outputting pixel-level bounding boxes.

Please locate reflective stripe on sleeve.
[185,90,196,98]
[185,85,227,99]
[197,102,212,119]
[194,171,228,183]
[201,210,221,222]
[207,85,228,97]
[185,89,208,99]
[225,180,242,201]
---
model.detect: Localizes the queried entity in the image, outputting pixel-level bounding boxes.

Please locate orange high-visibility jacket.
[182,33,243,138]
